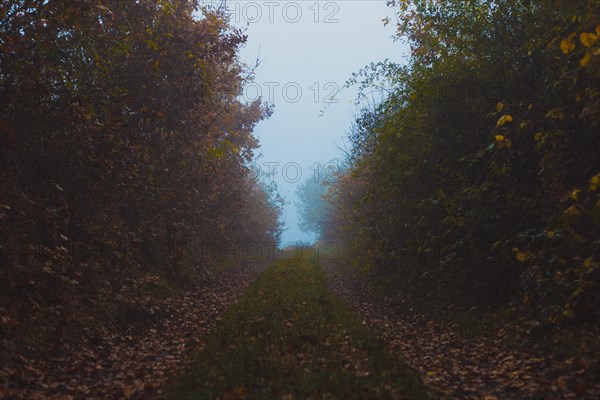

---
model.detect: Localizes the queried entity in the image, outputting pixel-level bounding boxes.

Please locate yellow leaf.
[569,188,581,200]
[580,52,592,67]
[534,132,542,141]
[563,205,581,218]
[147,39,158,52]
[495,134,505,142]
[580,32,598,47]
[516,251,529,263]
[560,33,576,54]
[546,230,555,238]
[496,114,513,127]
[545,108,566,120]
[496,102,504,113]
[596,25,600,36]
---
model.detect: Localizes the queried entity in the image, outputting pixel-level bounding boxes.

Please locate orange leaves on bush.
[561,33,576,54]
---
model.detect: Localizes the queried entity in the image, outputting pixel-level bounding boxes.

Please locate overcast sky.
[215,0,409,245]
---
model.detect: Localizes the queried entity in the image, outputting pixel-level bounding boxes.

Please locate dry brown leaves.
[0,265,262,400]
[325,267,600,400]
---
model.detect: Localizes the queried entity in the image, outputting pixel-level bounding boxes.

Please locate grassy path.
[169,254,431,400]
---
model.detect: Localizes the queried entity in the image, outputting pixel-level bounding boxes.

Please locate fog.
[226,0,408,244]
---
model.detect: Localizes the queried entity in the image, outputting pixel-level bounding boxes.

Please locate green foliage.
[324,0,600,324]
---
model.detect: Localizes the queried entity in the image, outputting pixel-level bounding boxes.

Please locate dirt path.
[170,255,431,399]
[0,265,262,400]
[4,258,597,399]
[324,265,599,400]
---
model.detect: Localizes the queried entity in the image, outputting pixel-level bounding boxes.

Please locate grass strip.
[169,254,432,400]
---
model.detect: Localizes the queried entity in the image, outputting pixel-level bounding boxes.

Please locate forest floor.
[0,264,262,400]
[324,263,600,400]
[2,255,599,399]
[169,254,430,400]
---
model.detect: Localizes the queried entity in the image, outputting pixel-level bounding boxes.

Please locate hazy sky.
[217,0,409,245]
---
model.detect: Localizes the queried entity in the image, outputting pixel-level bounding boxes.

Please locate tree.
[324,0,600,321]
[296,174,328,238]
[0,0,282,335]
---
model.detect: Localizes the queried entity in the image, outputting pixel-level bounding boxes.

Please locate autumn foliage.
[0,0,281,345]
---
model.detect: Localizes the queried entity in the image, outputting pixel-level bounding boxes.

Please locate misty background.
[220,0,408,245]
